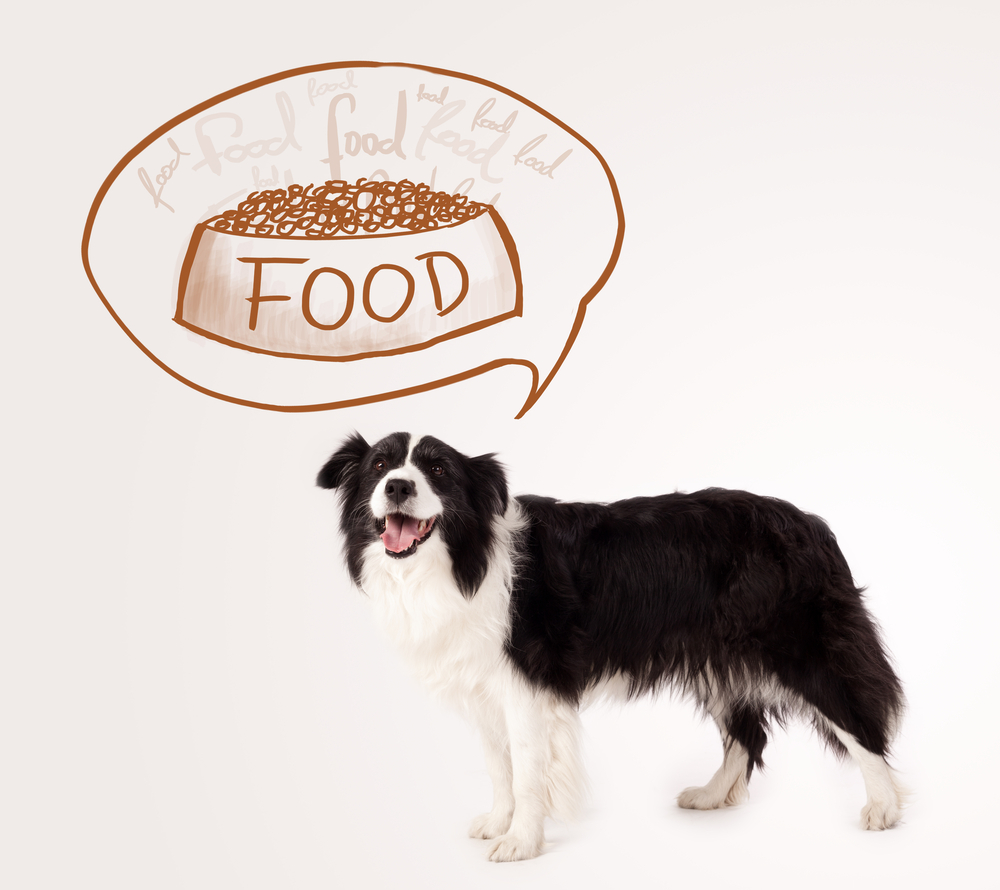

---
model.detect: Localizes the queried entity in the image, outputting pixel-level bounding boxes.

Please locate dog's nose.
[384,478,415,506]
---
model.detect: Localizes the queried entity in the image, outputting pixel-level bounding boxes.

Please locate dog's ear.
[469,452,509,518]
[447,452,510,599]
[317,433,370,489]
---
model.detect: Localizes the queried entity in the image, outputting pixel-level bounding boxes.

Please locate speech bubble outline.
[82,61,625,418]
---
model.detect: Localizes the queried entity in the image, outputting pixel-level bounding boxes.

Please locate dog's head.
[318,432,509,597]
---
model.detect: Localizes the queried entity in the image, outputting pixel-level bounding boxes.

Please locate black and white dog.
[318,432,905,861]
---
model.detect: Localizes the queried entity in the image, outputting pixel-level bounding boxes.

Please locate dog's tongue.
[381,515,422,553]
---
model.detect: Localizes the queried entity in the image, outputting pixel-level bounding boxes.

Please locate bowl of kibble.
[175,179,522,360]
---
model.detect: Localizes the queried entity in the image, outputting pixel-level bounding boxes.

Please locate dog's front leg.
[469,705,514,839]
[486,689,548,862]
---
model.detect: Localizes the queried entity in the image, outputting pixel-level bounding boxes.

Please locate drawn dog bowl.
[175,179,522,360]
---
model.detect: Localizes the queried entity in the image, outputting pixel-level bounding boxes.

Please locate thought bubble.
[82,62,624,417]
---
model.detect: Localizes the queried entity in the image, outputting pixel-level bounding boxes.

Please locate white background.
[4,1,998,887]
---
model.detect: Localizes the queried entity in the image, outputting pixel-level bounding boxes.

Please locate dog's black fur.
[507,489,903,766]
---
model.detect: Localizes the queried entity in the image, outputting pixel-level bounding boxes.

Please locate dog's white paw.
[861,798,902,830]
[486,832,543,862]
[677,785,727,810]
[469,810,513,839]
[724,773,749,806]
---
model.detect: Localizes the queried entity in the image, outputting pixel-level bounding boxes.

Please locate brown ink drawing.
[82,62,624,416]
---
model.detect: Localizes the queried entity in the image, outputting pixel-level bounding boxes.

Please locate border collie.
[318,432,905,861]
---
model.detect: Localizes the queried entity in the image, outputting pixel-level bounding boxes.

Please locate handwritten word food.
[193,92,301,177]
[138,138,191,212]
[513,134,573,178]
[307,72,358,105]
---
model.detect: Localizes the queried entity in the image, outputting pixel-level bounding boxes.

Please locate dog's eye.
[373,459,387,472]
[430,465,444,477]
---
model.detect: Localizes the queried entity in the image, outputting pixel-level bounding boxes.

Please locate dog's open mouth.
[378,514,436,558]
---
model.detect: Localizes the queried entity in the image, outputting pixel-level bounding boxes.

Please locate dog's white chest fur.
[358,515,520,710]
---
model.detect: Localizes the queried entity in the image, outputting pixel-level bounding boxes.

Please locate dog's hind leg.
[677,703,767,810]
[826,720,905,830]
[805,670,905,830]
[677,729,749,810]
[795,595,906,829]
